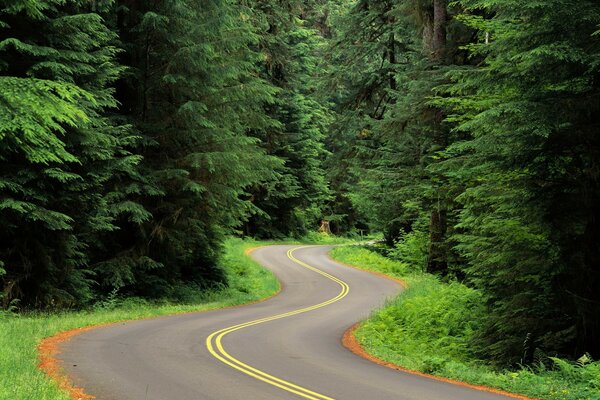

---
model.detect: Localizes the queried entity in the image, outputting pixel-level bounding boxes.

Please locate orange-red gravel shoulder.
[38,325,102,399]
[342,324,536,400]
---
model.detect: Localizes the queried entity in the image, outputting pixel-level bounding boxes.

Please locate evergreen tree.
[325,0,468,265]
[443,0,600,362]
[242,1,331,239]
[3,0,599,369]
[111,0,280,294]
[0,0,144,307]
[323,0,404,238]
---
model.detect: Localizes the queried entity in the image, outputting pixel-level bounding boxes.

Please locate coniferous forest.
[1,0,599,382]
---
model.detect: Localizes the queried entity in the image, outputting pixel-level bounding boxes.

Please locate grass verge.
[0,237,279,400]
[330,246,600,400]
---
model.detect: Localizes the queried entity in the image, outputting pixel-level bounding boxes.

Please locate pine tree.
[324,0,466,262]
[322,0,404,239]
[243,1,331,238]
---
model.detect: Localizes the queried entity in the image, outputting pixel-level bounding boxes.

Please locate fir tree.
[443,0,600,362]
[322,0,403,238]
[243,1,331,238]
[0,0,144,307]
[112,0,281,294]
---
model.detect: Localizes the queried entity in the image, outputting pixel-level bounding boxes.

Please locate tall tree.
[424,0,450,274]
[243,1,331,238]
[444,0,600,362]
[111,0,281,295]
[323,0,405,238]
[0,0,144,307]
[325,0,467,274]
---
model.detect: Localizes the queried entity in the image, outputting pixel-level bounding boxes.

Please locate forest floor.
[329,246,600,400]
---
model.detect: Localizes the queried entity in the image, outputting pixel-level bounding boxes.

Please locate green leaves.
[242,4,331,238]
[326,0,600,365]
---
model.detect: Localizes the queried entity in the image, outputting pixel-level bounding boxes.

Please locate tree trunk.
[432,0,447,60]
[426,0,449,274]
[427,207,447,273]
[388,32,396,91]
[422,19,433,55]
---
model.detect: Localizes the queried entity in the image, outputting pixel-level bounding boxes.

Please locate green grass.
[0,237,279,400]
[330,246,600,400]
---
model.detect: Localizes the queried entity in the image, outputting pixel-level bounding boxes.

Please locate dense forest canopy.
[1,0,599,368]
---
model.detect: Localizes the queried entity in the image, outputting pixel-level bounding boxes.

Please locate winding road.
[59,245,515,400]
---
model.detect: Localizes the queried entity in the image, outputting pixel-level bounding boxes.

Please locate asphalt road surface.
[60,245,514,400]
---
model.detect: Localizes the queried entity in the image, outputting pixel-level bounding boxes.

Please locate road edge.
[331,249,538,400]
[37,245,281,400]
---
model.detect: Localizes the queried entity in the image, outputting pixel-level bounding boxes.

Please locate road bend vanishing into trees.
[60,245,515,400]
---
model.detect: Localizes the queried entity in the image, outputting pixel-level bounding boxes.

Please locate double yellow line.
[205,246,350,400]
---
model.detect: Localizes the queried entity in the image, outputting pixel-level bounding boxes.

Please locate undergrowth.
[330,246,600,400]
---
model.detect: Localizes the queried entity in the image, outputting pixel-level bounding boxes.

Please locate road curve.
[59,245,514,400]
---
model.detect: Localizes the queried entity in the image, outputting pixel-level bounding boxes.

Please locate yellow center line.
[205,246,349,400]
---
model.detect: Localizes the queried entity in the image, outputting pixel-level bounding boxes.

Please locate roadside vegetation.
[331,246,600,400]
[0,238,278,400]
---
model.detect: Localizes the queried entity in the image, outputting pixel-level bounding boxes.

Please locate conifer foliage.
[108,0,281,296]
[442,0,600,362]
[243,1,331,238]
[0,0,313,306]
[0,0,142,307]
